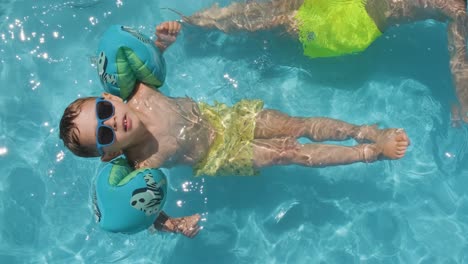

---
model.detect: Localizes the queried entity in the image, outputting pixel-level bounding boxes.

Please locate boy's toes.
[377,128,409,160]
[396,149,406,156]
[395,129,411,146]
[395,129,408,139]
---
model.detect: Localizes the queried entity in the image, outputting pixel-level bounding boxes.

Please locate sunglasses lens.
[96,100,114,120]
[97,126,114,145]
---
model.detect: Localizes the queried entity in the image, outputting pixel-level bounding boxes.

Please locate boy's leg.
[252,138,373,168]
[254,109,383,143]
[184,0,302,34]
[252,130,409,168]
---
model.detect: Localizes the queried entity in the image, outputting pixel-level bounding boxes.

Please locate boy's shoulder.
[129,82,163,100]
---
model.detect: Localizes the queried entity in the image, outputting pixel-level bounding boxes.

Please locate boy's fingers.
[167,23,173,34]
[155,21,181,34]
[186,225,201,238]
[156,23,169,32]
[169,22,178,34]
[155,26,163,34]
[167,21,181,34]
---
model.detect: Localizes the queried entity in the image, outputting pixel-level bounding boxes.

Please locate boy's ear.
[100,150,123,162]
[102,92,123,102]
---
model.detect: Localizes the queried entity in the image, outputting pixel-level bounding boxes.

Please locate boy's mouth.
[123,114,130,132]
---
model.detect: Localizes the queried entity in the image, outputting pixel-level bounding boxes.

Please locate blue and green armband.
[92,156,168,234]
[96,25,166,100]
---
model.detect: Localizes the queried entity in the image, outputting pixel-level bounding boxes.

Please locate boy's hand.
[154,21,182,52]
[163,214,201,238]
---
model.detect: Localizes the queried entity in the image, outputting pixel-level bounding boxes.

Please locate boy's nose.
[104,116,117,131]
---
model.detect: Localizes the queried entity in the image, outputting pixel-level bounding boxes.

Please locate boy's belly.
[168,98,215,166]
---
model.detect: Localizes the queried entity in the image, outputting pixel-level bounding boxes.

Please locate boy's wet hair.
[59,97,100,157]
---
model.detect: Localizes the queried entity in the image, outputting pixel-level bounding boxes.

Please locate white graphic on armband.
[97,51,117,86]
[121,26,152,44]
[130,174,165,216]
[92,188,101,222]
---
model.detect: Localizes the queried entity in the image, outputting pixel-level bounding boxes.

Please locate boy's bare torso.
[125,84,215,169]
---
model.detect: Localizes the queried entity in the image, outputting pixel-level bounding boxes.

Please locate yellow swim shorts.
[194,99,264,177]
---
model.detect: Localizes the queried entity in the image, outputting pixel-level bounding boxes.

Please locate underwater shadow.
[182,27,373,91]
[197,165,393,230]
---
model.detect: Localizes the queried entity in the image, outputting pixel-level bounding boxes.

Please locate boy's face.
[74,93,144,160]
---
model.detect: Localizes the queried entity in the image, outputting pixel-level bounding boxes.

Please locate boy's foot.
[375,128,410,160]
[355,124,379,143]
[361,128,409,162]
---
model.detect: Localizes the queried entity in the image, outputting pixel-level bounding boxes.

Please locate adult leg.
[430,0,466,18]
[183,0,303,34]
[376,0,468,124]
[414,0,468,124]
[254,109,386,143]
[444,1,468,123]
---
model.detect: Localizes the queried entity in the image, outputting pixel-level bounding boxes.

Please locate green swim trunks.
[295,0,382,58]
[194,99,264,177]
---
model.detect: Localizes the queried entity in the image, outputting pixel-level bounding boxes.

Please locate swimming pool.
[1,0,468,263]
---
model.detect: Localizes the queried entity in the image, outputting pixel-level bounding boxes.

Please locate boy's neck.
[128,82,161,102]
[123,129,159,168]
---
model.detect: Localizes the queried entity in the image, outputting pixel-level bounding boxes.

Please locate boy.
[182,0,468,125]
[59,21,409,238]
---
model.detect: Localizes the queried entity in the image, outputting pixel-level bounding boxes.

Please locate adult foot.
[451,104,462,128]
[461,104,468,124]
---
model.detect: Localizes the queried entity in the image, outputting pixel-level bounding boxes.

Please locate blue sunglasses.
[95,97,116,156]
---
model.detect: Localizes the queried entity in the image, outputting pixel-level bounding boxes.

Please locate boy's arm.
[154,21,182,53]
[153,211,201,238]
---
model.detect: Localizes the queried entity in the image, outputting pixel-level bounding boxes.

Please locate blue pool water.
[1,0,468,263]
